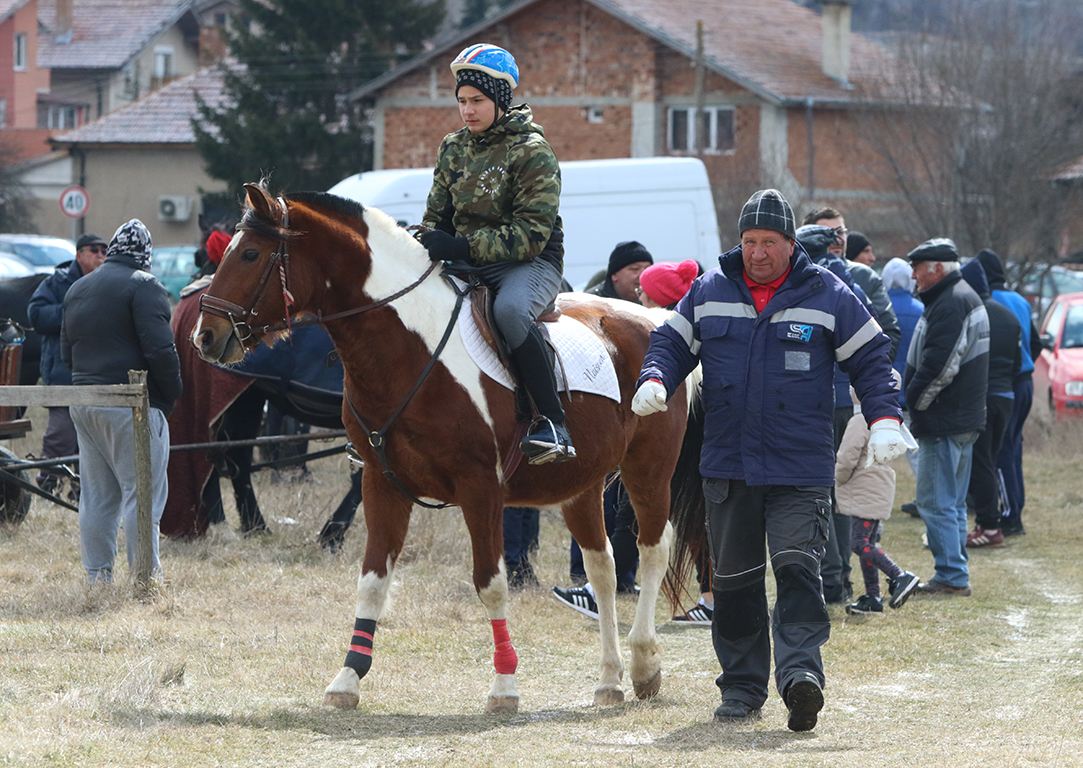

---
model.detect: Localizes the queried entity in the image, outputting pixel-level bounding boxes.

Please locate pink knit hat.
[639,259,699,307]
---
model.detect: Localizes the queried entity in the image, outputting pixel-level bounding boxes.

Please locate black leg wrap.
[344,618,377,679]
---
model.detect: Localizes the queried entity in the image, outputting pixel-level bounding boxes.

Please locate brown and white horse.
[191,183,703,714]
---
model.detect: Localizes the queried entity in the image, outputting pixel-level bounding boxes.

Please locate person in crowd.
[904,239,989,597]
[974,249,1042,537]
[960,260,1021,548]
[504,506,540,590]
[801,210,900,606]
[882,257,924,505]
[552,259,700,620]
[586,241,654,301]
[60,220,182,583]
[418,43,573,464]
[835,373,920,615]
[845,231,877,267]
[632,188,904,731]
[27,233,109,497]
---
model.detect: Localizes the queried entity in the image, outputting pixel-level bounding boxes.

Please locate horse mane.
[286,191,366,225]
[238,183,367,241]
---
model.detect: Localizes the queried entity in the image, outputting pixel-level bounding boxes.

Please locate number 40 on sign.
[60,186,90,219]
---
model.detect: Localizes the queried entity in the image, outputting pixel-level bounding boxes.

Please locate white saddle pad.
[457,293,621,403]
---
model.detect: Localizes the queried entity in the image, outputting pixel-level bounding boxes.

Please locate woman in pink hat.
[637,259,700,310]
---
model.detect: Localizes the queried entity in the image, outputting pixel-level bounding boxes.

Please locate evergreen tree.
[194,0,445,203]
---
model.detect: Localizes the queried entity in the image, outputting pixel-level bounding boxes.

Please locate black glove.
[419,230,470,263]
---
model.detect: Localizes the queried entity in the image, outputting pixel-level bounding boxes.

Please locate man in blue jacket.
[26,232,108,494]
[632,189,904,732]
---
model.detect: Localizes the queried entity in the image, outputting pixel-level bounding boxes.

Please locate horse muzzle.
[191,314,246,364]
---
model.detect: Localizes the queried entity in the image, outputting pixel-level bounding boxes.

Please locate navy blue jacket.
[638,243,901,486]
[26,260,84,386]
[887,288,924,408]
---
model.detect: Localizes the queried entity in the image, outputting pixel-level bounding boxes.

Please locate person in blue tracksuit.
[632,189,904,732]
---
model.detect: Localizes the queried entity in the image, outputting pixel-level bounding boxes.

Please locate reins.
[198,196,464,510]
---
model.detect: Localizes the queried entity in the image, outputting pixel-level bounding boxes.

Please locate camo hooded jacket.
[422,104,563,268]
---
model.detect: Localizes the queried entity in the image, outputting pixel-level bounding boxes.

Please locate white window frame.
[14,32,27,70]
[667,106,736,154]
[0,98,7,128]
[154,46,174,80]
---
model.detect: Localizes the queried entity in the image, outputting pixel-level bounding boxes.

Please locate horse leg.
[323,484,411,710]
[460,494,520,714]
[317,466,363,552]
[220,387,269,534]
[563,484,624,705]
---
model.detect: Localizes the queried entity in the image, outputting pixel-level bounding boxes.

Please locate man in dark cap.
[845,231,876,267]
[26,232,109,496]
[632,188,903,732]
[586,240,653,301]
[904,238,989,597]
[61,219,182,583]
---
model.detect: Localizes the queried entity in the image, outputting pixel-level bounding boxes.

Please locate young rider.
[418,43,574,464]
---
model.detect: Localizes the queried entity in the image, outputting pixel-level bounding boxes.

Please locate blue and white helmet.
[450,44,519,89]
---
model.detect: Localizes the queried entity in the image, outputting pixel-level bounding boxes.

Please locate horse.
[191,182,704,714]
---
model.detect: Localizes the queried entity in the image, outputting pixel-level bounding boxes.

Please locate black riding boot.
[508,325,576,464]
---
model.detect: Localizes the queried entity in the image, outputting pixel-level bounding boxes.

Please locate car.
[0,234,76,274]
[150,245,200,301]
[1034,291,1083,418]
[0,252,36,278]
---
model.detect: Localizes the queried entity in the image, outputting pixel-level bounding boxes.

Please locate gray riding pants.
[481,258,564,349]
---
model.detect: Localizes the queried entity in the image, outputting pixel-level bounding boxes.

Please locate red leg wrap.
[491,619,518,675]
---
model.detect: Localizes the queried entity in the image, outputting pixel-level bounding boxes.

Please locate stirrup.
[520,418,577,466]
[345,441,364,467]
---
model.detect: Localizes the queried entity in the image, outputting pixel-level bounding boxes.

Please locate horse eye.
[241,249,259,262]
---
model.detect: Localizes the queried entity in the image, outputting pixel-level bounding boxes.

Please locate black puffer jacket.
[904,269,989,437]
[961,260,1021,397]
[60,254,182,414]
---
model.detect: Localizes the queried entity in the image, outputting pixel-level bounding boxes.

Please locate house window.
[667,106,735,154]
[0,99,7,128]
[14,33,27,70]
[154,48,173,80]
[38,104,78,129]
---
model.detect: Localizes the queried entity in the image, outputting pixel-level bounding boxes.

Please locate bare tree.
[857,0,1083,270]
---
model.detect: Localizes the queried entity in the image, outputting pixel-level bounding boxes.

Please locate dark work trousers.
[996,376,1033,530]
[821,406,854,598]
[704,478,831,709]
[969,394,1014,530]
[36,406,78,485]
[503,506,540,586]
[569,473,638,590]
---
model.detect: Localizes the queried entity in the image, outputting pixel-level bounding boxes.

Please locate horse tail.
[662,367,707,611]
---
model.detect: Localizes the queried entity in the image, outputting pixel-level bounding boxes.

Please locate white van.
[328,157,721,290]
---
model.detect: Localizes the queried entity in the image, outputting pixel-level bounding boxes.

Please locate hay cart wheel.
[0,445,31,526]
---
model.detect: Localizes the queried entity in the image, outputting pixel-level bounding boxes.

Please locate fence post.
[128,370,154,593]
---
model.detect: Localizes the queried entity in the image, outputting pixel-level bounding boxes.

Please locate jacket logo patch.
[787,323,814,342]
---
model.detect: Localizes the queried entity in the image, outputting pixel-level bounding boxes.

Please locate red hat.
[638,259,699,307]
[206,230,231,264]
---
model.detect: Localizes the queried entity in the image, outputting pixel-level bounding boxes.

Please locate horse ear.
[243,183,277,223]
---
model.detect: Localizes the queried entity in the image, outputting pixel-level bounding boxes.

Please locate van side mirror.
[1040,331,1055,351]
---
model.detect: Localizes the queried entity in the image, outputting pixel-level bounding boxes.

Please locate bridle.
[198,197,440,351]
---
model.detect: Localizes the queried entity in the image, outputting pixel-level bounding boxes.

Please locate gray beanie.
[738,189,795,240]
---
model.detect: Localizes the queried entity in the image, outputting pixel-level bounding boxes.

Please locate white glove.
[865,419,909,467]
[632,380,668,416]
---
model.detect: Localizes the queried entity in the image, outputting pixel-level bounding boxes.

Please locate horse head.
[192,183,308,364]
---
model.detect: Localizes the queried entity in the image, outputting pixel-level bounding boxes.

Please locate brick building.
[350,0,908,249]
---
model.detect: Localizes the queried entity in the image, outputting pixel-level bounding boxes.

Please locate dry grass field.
[2,406,1082,767]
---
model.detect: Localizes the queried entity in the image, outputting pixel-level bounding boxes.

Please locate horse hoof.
[633,670,662,700]
[323,691,360,710]
[485,696,519,714]
[593,687,625,706]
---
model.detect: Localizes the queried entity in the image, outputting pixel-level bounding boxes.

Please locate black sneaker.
[784,678,824,732]
[845,594,883,615]
[714,699,760,722]
[552,585,598,619]
[673,602,713,625]
[1001,521,1026,537]
[521,419,576,465]
[888,571,920,609]
[901,501,920,518]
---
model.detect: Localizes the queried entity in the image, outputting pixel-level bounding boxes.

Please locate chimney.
[820,0,853,85]
[56,0,74,37]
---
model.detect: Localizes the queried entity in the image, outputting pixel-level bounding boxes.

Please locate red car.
[1034,291,1083,418]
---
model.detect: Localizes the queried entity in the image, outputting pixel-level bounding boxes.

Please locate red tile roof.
[37,0,193,70]
[351,0,896,106]
[50,65,227,144]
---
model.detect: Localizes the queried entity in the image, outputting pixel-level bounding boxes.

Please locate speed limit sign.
[59,185,90,219]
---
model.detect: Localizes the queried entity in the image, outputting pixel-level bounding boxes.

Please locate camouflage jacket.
[422,104,563,267]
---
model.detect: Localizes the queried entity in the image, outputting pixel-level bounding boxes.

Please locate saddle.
[468,283,561,370]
